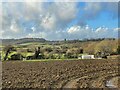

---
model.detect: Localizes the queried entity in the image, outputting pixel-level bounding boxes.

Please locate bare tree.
[34,47,41,59]
[3,45,14,60]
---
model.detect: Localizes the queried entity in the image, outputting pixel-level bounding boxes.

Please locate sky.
[1,1,119,40]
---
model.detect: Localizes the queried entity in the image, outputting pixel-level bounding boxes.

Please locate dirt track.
[2,59,120,89]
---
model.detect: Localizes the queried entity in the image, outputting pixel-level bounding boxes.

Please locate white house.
[78,55,95,59]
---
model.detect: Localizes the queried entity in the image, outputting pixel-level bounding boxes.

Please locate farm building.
[78,55,95,59]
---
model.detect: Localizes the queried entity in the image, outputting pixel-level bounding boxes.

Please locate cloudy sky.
[1,1,119,40]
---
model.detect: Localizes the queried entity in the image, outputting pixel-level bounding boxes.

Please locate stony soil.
[2,59,120,89]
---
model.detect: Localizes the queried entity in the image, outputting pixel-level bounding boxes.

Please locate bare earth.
[2,59,119,89]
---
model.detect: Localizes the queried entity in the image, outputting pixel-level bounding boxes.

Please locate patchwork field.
[2,59,119,89]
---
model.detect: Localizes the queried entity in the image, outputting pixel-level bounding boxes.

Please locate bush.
[117,46,120,54]
[9,53,24,60]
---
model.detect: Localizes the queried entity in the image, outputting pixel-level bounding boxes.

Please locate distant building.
[78,55,95,59]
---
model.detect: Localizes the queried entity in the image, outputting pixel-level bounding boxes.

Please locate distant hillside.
[0,38,116,45]
[0,38,46,45]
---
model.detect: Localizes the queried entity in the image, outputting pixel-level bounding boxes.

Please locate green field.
[1,39,119,61]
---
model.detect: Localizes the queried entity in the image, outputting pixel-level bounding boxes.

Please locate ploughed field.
[2,59,119,89]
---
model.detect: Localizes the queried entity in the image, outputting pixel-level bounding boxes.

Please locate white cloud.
[26,31,47,38]
[21,2,45,22]
[95,27,108,38]
[7,24,117,40]
[114,28,120,32]
[95,27,108,33]
[54,2,78,21]
[67,26,81,34]
[31,27,36,32]
[10,20,20,33]
[41,13,57,30]
[67,25,117,39]
[67,25,94,39]
[1,2,118,39]
[0,30,4,38]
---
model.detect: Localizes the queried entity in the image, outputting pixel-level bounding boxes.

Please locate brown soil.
[2,59,119,89]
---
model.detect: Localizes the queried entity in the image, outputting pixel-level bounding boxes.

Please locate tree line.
[1,39,119,61]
